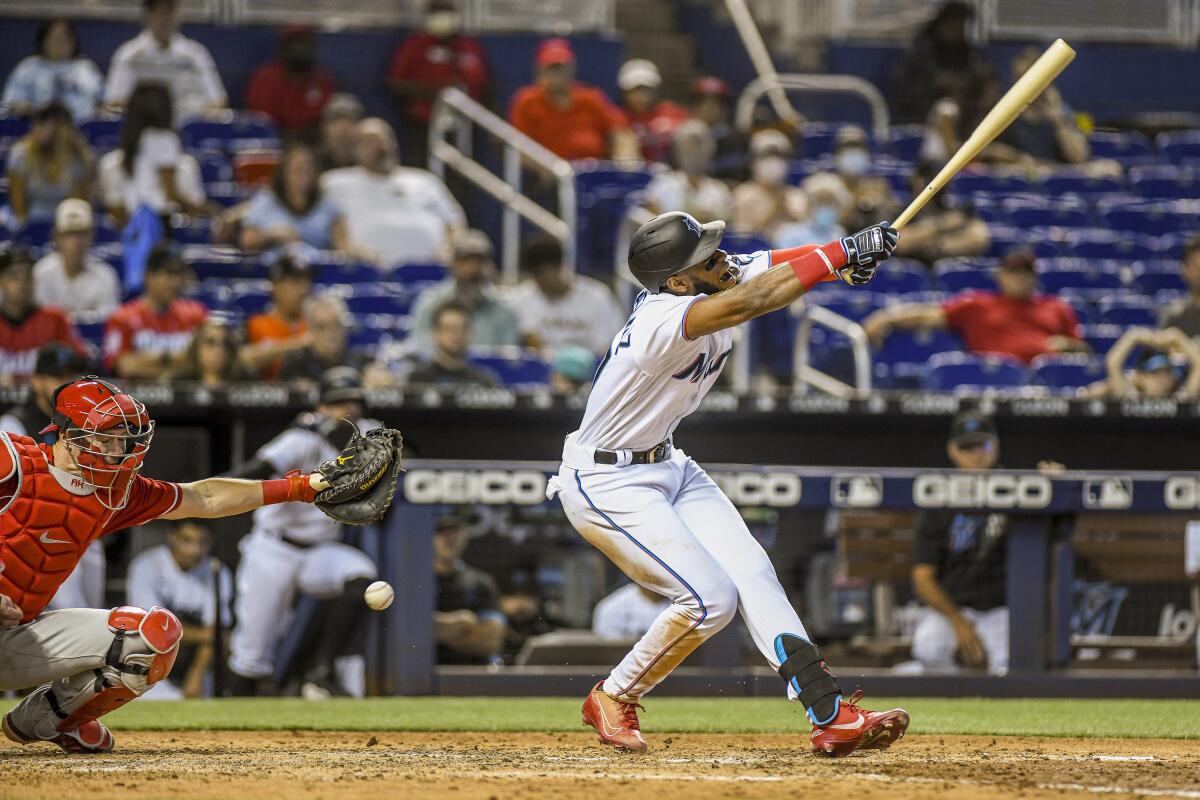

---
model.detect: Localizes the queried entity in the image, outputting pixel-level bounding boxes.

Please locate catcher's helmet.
[42,376,154,511]
[628,211,725,293]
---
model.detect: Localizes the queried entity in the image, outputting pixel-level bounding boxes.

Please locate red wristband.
[790,243,847,290]
[262,470,318,505]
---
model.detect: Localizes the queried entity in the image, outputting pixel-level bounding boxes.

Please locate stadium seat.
[80,116,123,150]
[1132,260,1187,294]
[1004,197,1092,229]
[187,249,268,280]
[1041,171,1124,197]
[923,352,1026,392]
[312,260,379,285]
[801,123,862,159]
[93,219,121,245]
[1129,165,1200,200]
[1157,129,1200,165]
[885,361,929,390]
[886,125,925,162]
[1087,130,1154,167]
[1030,354,1106,391]
[951,172,1031,195]
[0,116,30,138]
[1037,260,1125,293]
[1100,202,1185,236]
[876,328,964,366]
[933,259,997,292]
[393,263,448,285]
[986,225,1059,259]
[15,220,53,248]
[181,113,277,151]
[170,220,214,245]
[575,163,654,275]
[858,258,929,294]
[1080,323,1124,356]
[806,293,884,322]
[722,232,772,256]
[1098,295,1157,326]
[1065,229,1160,261]
[197,154,233,185]
[468,347,552,388]
[1158,234,1193,260]
[205,181,251,208]
[346,293,412,315]
[230,292,270,316]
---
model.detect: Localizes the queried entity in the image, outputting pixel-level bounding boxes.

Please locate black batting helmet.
[628,211,725,293]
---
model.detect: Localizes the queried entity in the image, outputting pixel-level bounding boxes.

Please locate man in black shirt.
[433,513,507,665]
[407,301,501,388]
[909,412,1010,674]
[1162,236,1200,340]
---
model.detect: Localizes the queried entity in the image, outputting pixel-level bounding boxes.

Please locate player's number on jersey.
[594,314,636,382]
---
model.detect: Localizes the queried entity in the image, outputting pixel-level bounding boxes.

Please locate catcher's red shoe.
[581,681,647,752]
[3,713,115,754]
[810,690,909,758]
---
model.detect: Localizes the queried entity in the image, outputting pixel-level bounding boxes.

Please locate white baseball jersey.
[570,250,773,454]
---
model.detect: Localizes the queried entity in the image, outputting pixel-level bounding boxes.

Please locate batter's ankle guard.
[775,634,842,726]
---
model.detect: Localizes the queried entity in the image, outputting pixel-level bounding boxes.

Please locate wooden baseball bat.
[892,38,1077,230]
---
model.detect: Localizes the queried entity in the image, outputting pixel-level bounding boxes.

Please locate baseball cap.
[319,366,365,405]
[536,38,575,68]
[949,411,998,446]
[618,59,662,91]
[1138,350,1175,374]
[322,92,363,124]
[454,229,494,259]
[692,76,730,98]
[834,124,869,149]
[34,342,91,379]
[999,249,1038,273]
[55,198,93,235]
[0,244,34,276]
[748,128,794,158]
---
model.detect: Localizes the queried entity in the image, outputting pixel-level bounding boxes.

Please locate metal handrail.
[735,74,891,141]
[429,87,576,282]
[793,303,874,398]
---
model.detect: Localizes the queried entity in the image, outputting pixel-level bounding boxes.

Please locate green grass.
[5,697,1196,739]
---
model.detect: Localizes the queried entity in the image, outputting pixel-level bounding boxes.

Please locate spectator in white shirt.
[32,199,121,322]
[639,119,732,223]
[127,520,232,698]
[2,19,104,124]
[105,0,227,124]
[507,234,625,356]
[320,117,465,267]
[592,582,670,640]
[97,83,206,225]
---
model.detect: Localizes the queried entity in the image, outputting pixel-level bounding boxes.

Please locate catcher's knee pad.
[775,634,842,726]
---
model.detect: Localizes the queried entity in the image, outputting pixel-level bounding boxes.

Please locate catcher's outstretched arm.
[163,473,327,520]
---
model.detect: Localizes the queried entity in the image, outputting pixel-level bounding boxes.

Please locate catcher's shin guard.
[775,633,842,726]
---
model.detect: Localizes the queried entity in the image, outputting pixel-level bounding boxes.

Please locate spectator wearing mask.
[97,83,207,226]
[890,1,989,125]
[549,345,597,396]
[245,25,334,142]
[592,583,670,640]
[388,0,489,168]
[731,129,805,237]
[278,293,366,382]
[689,76,743,180]
[104,245,207,379]
[33,199,121,322]
[507,234,624,356]
[617,59,689,165]
[509,38,639,162]
[2,18,103,123]
[321,117,465,266]
[639,120,733,223]
[410,230,519,349]
[105,0,227,123]
[240,143,352,255]
[1083,327,1200,400]
[1161,236,1200,339]
[174,317,248,387]
[892,159,990,263]
[830,125,898,232]
[126,520,232,698]
[243,255,315,379]
[0,246,87,382]
[772,172,851,249]
[315,93,363,174]
[405,302,502,388]
[434,513,508,665]
[5,102,92,227]
[863,249,1088,364]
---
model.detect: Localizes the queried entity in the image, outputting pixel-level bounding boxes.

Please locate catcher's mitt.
[314,420,404,525]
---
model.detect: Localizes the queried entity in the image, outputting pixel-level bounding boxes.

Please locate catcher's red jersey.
[0,432,182,622]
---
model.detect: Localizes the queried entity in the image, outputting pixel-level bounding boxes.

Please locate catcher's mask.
[41,376,155,511]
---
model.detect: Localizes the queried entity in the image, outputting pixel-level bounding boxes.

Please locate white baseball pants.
[910,606,1010,675]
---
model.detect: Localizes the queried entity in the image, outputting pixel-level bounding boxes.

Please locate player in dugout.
[0,376,400,754]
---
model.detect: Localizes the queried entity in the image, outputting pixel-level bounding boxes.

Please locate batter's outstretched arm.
[163,473,331,520]
[684,223,898,339]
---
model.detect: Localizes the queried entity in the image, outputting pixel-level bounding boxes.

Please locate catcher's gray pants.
[1,609,159,740]
[228,529,376,680]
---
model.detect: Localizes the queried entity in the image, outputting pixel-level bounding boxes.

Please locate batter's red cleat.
[810,690,909,758]
[3,713,115,754]
[581,681,647,752]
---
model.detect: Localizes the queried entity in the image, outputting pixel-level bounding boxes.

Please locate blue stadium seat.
[575,163,654,275]
[346,293,412,315]
[1088,130,1154,167]
[1129,166,1200,200]
[951,172,1031,195]
[1030,354,1106,391]
[722,232,773,256]
[886,125,925,162]
[181,113,277,151]
[808,293,885,322]
[312,260,379,285]
[1041,171,1124,197]
[1004,197,1092,229]
[923,352,1026,392]
[1098,295,1157,326]
[15,220,54,248]
[1158,234,1192,260]
[1157,130,1200,165]
[195,281,232,310]
[1037,260,1124,293]
[230,292,270,316]
[393,263,448,285]
[205,181,251,208]
[80,117,123,150]
[93,219,120,245]
[0,116,30,138]
[170,220,214,245]
[933,258,997,292]
[1100,202,1185,236]
[1065,229,1160,261]
[197,154,233,185]
[1081,324,1124,356]
[468,347,552,388]
[187,249,268,280]
[801,122,863,159]
[986,225,1059,259]
[886,361,930,390]
[876,328,963,366]
[859,258,928,294]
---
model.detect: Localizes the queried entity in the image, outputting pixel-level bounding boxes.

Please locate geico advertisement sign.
[403,469,547,505]
[913,473,1052,509]
[711,472,802,507]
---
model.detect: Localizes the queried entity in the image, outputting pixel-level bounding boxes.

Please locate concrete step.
[614,0,676,33]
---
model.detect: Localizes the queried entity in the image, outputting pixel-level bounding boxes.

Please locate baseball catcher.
[0,375,399,754]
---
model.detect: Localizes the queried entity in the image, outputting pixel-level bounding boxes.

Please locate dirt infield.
[3,731,1199,800]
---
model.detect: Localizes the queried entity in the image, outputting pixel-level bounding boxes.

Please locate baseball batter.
[0,377,361,754]
[548,211,909,757]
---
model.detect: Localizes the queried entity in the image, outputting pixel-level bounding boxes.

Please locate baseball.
[363,580,394,611]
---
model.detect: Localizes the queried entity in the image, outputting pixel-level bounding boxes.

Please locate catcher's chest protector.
[0,433,114,622]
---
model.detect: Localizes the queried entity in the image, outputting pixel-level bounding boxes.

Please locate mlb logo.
[831,474,883,508]
[1082,477,1133,509]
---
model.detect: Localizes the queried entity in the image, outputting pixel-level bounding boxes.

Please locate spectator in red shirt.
[617,59,690,164]
[104,245,207,379]
[508,38,639,163]
[245,24,334,143]
[0,246,87,383]
[862,250,1089,364]
[387,0,488,167]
